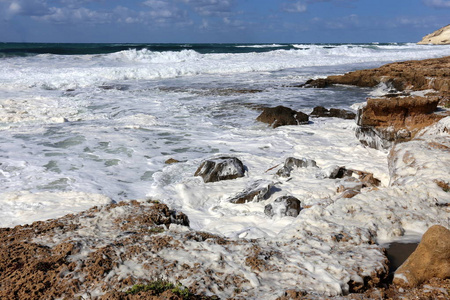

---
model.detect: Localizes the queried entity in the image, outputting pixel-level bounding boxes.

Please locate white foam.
[0,191,112,227]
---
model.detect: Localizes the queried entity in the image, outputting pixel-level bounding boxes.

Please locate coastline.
[0,55,449,299]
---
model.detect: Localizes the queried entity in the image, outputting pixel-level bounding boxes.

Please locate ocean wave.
[0,44,449,90]
[105,48,202,63]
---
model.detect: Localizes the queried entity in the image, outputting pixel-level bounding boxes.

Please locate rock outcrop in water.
[418,24,450,45]
[256,105,309,128]
[310,106,356,120]
[194,156,245,183]
[305,56,450,149]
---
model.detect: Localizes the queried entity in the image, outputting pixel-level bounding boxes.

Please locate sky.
[0,0,449,43]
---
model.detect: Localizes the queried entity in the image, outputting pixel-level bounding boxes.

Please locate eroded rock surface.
[305,56,450,149]
[256,105,309,128]
[355,96,445,149]
[0,199,390,299]
[393,225,450,288]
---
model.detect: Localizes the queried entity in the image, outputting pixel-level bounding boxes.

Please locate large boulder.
[195,156,245,183]
[256,106,309,128]
[264,196,302,218]
[393,225,450,288]
[355,96,443,149]
[418,24,450,45]
[310,106,356,120]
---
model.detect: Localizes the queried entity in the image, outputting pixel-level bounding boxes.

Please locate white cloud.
[6,0,50,16]
[181,0,235,16]
[282,1,307,13]
[35,6,112,23]
[423,0,450,8]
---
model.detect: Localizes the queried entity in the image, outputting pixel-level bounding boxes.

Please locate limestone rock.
[355,96,444,149]
[256,105,309,128]
[310,106,356,120]
[276,157,318,177]
[305,56,450,93]
[194,156,245,183]
[393,225,450,288]
[229,179,274,204]
[264,196,302,218]
[418,24,450,45]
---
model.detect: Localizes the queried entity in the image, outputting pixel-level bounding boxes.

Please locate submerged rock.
[310,106,356,120]
[256,105,309,128]
[393,225,450,288]
[276,157,318,177]
[328,166,353,179]
[194,156,245,183]
[228,179,274,204]
[264,196,302,218]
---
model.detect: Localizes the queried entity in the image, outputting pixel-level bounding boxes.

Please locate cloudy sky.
[0,0,449,43]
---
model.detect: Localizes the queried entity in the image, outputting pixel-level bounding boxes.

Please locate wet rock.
[256,105,309,128]
[302,78,331,88]
[310,106,356,120]
[355,96,443,149]
[328,166,353,179]
[276,157,318,177]
[393,225,450,288]
[264,196,302,218]
[229,179,274,204]
[194,156,245,183]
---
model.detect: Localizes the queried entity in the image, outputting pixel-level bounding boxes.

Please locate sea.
[0,42,449,235]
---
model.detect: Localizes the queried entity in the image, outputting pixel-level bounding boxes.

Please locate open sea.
[0,42,449,233]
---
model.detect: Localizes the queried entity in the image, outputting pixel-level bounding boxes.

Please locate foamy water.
[0,43,448,232]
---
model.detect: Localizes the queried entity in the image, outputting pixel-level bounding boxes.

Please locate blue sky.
[0,0,449,43]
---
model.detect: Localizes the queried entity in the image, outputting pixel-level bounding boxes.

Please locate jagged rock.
[229,179,274,204]
[302,78,330,88]
[310,106,356,120]
[418,24,450,45]
[393,225,450,288]
[195,156,245,183]
[256,105,309,128]
[276,157,318,177]
[264,196,302,218]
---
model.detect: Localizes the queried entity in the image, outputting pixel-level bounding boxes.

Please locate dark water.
[386,242,419,272]
[0,42,403,57]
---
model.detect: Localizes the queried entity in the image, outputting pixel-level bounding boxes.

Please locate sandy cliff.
[418,24,450,45]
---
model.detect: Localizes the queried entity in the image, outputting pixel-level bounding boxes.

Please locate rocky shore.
[1,57,449,299]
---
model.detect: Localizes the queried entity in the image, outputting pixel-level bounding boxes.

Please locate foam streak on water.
[0,43,449,231]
